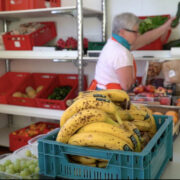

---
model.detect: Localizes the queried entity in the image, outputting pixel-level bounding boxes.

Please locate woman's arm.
[116,66,135,91]
[131,17,175,50]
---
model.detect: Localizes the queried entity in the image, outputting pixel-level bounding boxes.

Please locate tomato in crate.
[8,73,57,107]
[9,121,59,151]
[36,74,88,110]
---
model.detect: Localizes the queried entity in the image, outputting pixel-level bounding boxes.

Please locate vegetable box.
[9,121,59,151]
[0,72,30,104]
[8,73,57,107]
[5,0,61,11]
[36,74,87,110]
[3,22,57,50]
[38,115,173,179]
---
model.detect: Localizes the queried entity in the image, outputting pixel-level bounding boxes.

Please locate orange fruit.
[165,111,178,124]
[153,112,163,115]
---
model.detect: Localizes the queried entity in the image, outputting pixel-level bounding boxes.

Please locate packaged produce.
[162,60,180,84]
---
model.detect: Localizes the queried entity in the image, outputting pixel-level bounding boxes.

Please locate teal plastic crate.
[38,115,173,179]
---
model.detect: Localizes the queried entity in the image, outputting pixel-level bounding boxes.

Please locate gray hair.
[112,12,141,34]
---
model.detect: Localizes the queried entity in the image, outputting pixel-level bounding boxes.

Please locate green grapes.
[0,157,39,179]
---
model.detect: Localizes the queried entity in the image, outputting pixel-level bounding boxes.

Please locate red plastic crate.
[0,72,30,104]
[49,0,61,8]
[36,74,87,110]
[8,73,57,107]
[138,14,171,50]
[9,121,59,151]
[0,0,5,11]
[2,22,57,50]
[5,0,61,11]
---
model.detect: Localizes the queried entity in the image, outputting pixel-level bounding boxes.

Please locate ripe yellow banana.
[123,121,142,152]
[141,132,151,150]
[137,104,153,115]
[68,132,133,151]
[71,155,97,164]
[56,109,114,143]
[133,120,151,132]
[78,122,137,151]
[60,96,123,127]
[74,93,109,103]
[86,163,96,167]
[79,89,130,102]
[79,89,130,109]
[147,114,157,137]
[97,161,108,168]
[118,110,134,121]
[128,109,149,121]
[130,103,138,110]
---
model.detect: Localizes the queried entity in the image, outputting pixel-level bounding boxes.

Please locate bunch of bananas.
[56,89,157,167]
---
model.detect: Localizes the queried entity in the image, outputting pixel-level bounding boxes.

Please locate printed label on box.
[169,70,176,78]
[14,41,21,47]
[10,0,15,5]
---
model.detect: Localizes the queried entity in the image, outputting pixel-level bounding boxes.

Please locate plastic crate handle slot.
[60,145,113,163]
[40,75,55,79]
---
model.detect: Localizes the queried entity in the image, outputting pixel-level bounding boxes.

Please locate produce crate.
[88,42,106,50]
[2,22,57,50]
[0,0,5,11]
[5,0,61,11]
[38,115,173,179]
[0,146,39,179]
[48,0,61,8]
[147,106,180,140]
[0,72,30,104]
[8,73,57,107]
[130,95,172,105]
[138,14,171,50]
[36,74,87,110]
[9,121,59,151]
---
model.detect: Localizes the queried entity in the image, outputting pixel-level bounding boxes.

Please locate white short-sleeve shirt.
[94,38,134,87]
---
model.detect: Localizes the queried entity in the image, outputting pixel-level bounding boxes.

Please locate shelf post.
[3,19,10,72]
[102,0,107,42]
[77,0,84,92]
[3,19,12,127]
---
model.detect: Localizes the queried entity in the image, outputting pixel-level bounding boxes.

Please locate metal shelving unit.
[0,0,107,147]
[0,0,106,91]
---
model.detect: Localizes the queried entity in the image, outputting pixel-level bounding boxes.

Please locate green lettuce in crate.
[139,16,169,34]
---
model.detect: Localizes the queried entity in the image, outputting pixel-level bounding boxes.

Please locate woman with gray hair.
[88,12,174,91]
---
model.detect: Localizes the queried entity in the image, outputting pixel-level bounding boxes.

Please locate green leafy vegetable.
[48,86,72,100]
[139,16,168,34]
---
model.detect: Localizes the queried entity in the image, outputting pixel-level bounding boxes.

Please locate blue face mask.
[112,33,130,50]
